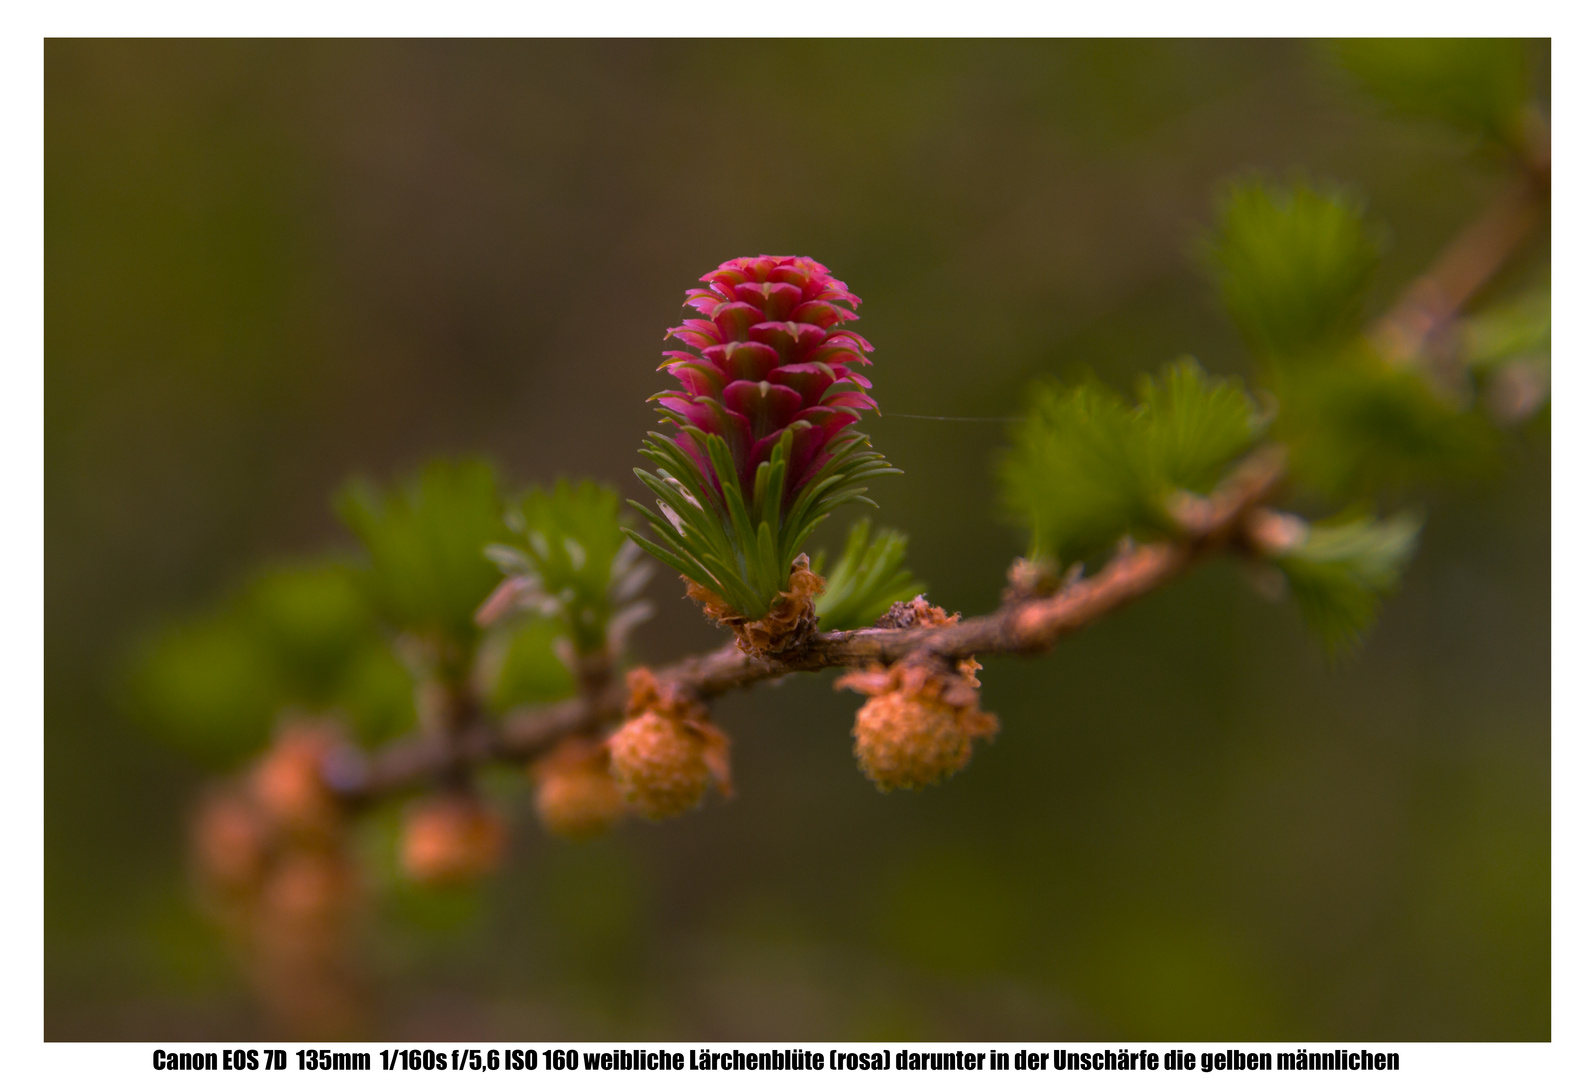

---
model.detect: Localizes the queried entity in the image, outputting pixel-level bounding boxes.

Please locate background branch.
[1370,125,1550,365]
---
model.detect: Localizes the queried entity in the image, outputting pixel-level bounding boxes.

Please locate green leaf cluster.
[1204,180,1382,363]
[489,617,577,713]
[1205,180,1495,500]
[1274,512,1423,654]
[1000,359,1264,566]
[126,560,416,764]
[627,428,898,619]
[336,457,513,677]
[813,518,924,632]
[492,479,641,656]
[1277,353,1498,497]
[1460,285,1551,372]
[1332,39,1531,147]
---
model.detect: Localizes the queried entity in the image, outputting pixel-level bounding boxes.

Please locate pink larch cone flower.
[629,256,898,638]
[657,255,878,504]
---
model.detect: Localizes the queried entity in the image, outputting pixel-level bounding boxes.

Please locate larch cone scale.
[658,255,877,502]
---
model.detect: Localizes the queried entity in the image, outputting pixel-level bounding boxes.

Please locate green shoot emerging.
[336,457,513,682]
[485,479,653,659]
[1274,511,1424,654]
[813,518,924,632]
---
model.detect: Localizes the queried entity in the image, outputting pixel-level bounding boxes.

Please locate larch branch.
[1370,127,1550,366]
[325,129,1549,808]
[327,448,1286,803]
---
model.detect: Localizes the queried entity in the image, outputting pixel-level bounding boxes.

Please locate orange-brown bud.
[259,848,357,929]
[251,725,342,836]
[838,653,998,792]
[251,847,364,1038]
[192,789,272,894]
[1242,507,1308,557]
[607,711,710,820]
[532,737,626,840]
[685,554,825,658]
[606,669,731,821]
[400,795,506,886]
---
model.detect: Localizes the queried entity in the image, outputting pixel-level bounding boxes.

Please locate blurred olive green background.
[46,40,1549,1040]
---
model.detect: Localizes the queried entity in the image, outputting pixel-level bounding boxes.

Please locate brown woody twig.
[1370,121,1550,366]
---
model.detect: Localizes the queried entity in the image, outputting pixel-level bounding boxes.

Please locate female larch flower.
[628,256,898,656]
[661,256,877,501]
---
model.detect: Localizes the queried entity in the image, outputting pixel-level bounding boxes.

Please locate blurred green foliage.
[1333,39,1532,148]
[337,458,514,681]
[1277,357,1500,499]
[1275,511,1424,655]
[493,479,641,657]
[1201,178,1503,502]
[1000,359,1262,566]
[132,460,603,759]
[128,608,281,765]
[1204,181,1382,365]
[489,617,578,714]
[126,561,417,763]
[1460,284,1551,372]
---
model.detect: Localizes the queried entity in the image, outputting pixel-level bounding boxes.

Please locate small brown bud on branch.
[839,651,999,792]
[251,724,344,838]
[532,736,627,840]
[400,795,505,886]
